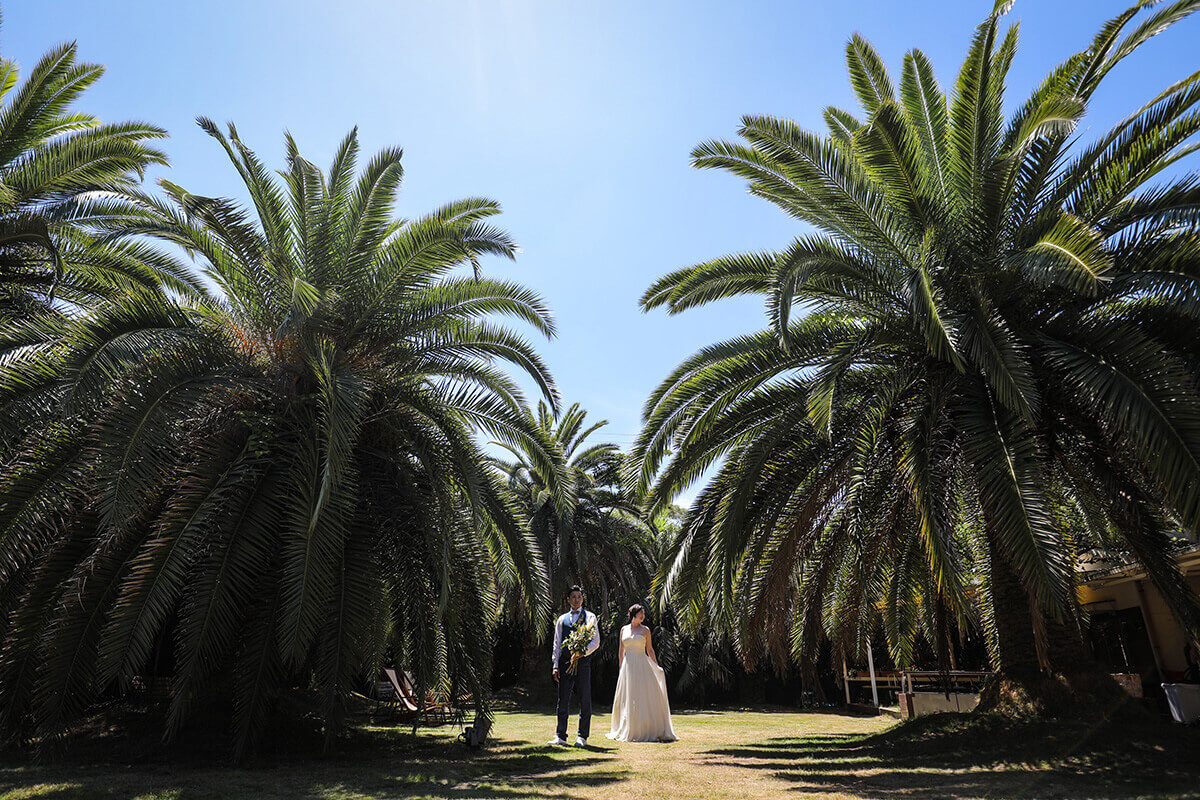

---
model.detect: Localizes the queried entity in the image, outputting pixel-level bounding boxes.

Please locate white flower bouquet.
[562,621,595,674]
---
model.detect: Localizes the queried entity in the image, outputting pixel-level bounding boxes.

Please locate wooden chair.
[399,670,452,724]
[382,668,439,723]
[404,669,473,713]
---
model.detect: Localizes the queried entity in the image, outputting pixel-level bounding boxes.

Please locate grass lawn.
[1,705,1197,800]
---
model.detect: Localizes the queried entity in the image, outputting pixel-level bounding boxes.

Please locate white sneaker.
[547,736,567,746]
[575,735,587,747]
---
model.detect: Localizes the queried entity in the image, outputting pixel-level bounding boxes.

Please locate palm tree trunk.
[518,637,560,705]
[984,538,1042,679]
[1044,603,1091,672]
[979,538,1127,717]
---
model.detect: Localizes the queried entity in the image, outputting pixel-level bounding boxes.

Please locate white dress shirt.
[551,608,600,668]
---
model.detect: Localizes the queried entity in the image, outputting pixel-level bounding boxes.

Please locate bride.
[607,604,678,742]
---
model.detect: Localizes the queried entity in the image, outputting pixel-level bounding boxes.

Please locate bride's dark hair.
[627,603,645,622]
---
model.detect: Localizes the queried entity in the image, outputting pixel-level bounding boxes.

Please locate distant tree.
[636,0,1200,711]
[0,122,557,754]
[494,400,654,615]
[628,504,744,705]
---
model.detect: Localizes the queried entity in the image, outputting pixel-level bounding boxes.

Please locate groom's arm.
[551,615,563,671]
[585,612,600,657]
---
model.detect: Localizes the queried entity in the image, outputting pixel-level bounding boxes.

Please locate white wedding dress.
[606,625,678,742]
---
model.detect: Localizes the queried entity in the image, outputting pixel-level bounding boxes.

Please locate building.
[1078,543,1200,691]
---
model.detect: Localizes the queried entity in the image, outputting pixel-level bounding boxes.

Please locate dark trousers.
[555,655,592,739]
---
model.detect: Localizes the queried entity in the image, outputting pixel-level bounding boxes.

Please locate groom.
[548,585,599,747]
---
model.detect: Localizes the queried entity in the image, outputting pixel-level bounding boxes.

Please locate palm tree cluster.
[0,120,560,753]
[1,0,1199,757]
[636,0,1200,701]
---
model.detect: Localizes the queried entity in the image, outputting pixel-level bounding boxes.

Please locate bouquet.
[562,621,596,675]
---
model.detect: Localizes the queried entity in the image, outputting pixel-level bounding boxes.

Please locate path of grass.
[1,707,1197,800]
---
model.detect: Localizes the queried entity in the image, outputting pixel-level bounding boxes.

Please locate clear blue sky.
[8,1,1199,491]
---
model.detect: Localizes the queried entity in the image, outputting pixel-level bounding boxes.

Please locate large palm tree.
[635,0,1200,706]
[0,40,198,318]
[0,121,559,754]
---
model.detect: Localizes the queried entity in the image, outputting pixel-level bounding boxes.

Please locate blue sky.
[8,0,1199,496]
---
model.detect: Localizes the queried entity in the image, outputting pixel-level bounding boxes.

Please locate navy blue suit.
[555,609,594,739]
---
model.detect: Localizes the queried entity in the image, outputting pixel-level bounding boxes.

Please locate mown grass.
[1,706,1196,799]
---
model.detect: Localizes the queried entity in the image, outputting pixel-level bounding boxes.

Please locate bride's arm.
[618,626,626,667]
[646,629,659,666]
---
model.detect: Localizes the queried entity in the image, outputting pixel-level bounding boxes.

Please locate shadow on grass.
[704,713,1200,799]
[0,730,626,800]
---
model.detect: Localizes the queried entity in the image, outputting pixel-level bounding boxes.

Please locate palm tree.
[0,121,559,754]
[0,40,198,318]
[491,401,654,687]
[635,0,1200,708]
[494,401,654,614]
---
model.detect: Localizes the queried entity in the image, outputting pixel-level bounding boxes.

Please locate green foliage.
[0,123,555,755]
[636,1,1200,677]
[0,39,200,319]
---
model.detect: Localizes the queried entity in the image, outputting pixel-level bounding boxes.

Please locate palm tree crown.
[0,40,197,317]
[636,0,1200,680]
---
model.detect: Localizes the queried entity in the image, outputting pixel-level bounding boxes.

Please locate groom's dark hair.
[567,585,584,597]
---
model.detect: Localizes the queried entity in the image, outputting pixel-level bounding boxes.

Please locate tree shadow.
[0,734,626,800]
[703,713,1200,799]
